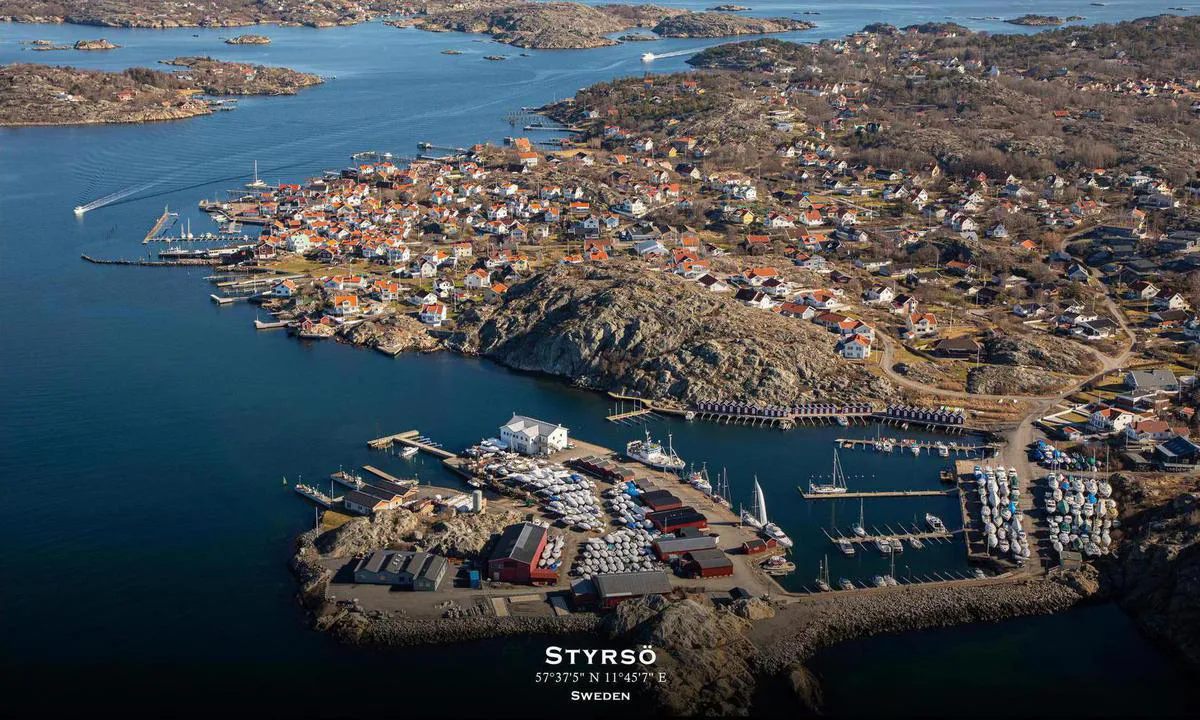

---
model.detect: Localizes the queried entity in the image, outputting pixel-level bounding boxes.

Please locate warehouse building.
[499,414,570,456]
[684,548,734,578]
[640,489,683,512]
[647,506,707,533]
[572,570,673,609]
[488,522,559,584]
[651,527,718,560]
[353,550,448,591]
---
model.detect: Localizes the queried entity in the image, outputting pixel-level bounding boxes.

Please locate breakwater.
[752,567,1101,675]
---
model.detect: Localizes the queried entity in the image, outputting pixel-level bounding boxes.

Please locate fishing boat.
[686,464,713,494]
[762,554,796,576]
[808,447,849,495]
[925,512,947,533]
[740,477,794,547]
[626,430,686,472]
[330,470,365,490]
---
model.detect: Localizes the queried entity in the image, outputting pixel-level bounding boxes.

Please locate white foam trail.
[74,180,159,214]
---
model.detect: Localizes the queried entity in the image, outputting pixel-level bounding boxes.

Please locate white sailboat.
[809,447,849,495]
[245,160,268,190]
[740,476,793,547]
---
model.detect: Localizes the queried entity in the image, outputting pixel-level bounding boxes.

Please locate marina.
[835,437,998,457]
[798,487,956,500]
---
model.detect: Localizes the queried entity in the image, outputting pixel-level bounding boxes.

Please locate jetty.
[797,487,955,500]
[142,206,176,243]
[293,484,340,508]
[367,430,457,459]
[81,254,220,267]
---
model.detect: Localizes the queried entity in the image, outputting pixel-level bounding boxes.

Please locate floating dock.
[797,487,955,500]
[142,206,176,243]
[367,430,457,459]
[822,525,956,545]
[835,437,998,456]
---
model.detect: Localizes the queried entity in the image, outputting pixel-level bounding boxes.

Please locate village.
[188,20,1200,473]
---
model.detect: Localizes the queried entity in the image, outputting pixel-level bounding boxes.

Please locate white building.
[500,414,570,456]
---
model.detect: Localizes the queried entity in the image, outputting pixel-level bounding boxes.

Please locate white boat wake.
[641,47,705,63]
[73,180,158,215]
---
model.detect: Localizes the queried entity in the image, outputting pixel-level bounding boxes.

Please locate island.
[224,34,271,45]
[73,38,120,50]
[1006,14,1085,27]
[652,12,814,38]
[68,10,1200,712]
[0,0,415,28]
[407,3,812,49]
[709,4,751,11]
[0,58,322,126]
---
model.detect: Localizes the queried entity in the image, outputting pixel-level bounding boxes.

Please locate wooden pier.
[607,407,653,422]
[797,487,955,500]
[367,430,457,459]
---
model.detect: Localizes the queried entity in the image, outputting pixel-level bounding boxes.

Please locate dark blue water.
[2,2,1197,714]
[810,603,1197,717]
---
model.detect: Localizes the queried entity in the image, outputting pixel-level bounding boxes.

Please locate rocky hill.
[653,11,813,38]
[1106,473,1200,668]
[450,262,892,406]
[0,0,410,28]
[161,56,324,95]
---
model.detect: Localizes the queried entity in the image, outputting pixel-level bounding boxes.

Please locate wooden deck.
[367,430,457,459]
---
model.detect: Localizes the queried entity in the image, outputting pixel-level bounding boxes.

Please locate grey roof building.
[353,550,448,591]
[1125,368,1179,393]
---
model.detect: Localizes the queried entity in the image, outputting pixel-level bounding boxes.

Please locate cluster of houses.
[1070,368,1199,468]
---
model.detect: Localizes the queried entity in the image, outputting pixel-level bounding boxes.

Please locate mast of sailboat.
[858,497,864,528]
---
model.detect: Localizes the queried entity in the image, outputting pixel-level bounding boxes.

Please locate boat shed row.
[647,506,707,533]
[568,455,636,482]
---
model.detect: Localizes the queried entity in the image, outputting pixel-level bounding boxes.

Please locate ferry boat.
[740,477,794,547]
[626,430,686,472]
[294,483,338,508]
[925,513,947,533]
[808,447,849,495]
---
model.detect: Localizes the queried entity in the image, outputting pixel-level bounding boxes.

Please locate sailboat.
[815,555,832,592]
[740,477,793,547]
[245,160,268,190]
[852,498,867,537]
[809,447,849,495]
